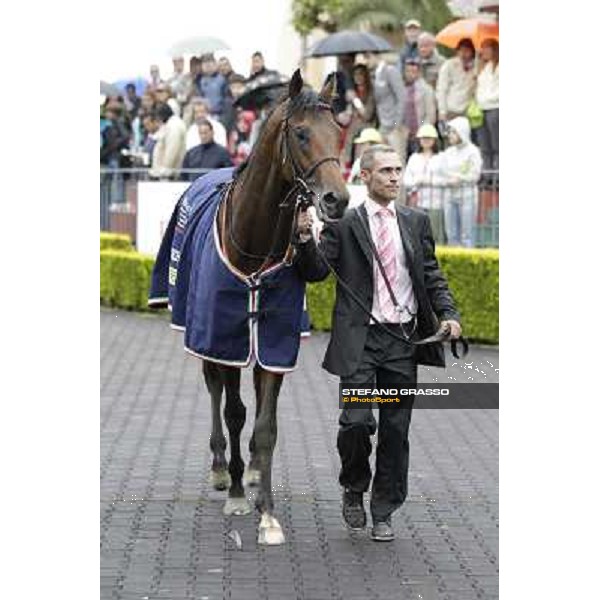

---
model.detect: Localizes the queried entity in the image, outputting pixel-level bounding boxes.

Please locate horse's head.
[279,70,350,222]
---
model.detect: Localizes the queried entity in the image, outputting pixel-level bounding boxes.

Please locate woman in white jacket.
[436,116,482,247]
[403,124,445,244]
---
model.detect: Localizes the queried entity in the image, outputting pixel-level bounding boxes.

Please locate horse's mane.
[234,87,327,179]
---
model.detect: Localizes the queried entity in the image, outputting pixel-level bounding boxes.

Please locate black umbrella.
[306,30,394,57]
[100,80,121,97]
[233,72,290,111]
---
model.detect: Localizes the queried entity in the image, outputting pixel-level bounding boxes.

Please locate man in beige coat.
[435,39,477,122]
[150,103,187,179]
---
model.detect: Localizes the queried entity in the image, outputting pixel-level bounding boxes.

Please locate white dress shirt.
[364,196,417,324]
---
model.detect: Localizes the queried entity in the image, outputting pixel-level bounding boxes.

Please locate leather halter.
[225,101,340,271]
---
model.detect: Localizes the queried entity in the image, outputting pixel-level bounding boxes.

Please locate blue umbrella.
[112,77,147,96]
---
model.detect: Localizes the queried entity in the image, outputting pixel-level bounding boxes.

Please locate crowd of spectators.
[100,20,498,246]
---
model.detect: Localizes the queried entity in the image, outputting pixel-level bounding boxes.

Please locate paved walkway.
[101,309,498,600]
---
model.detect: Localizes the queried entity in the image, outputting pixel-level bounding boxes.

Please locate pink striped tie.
[375,208,398,322]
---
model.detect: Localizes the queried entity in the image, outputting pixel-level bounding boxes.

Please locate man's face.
[404,64,420,84]
[202,59,217,76]
[190,59,201,77]
[458,45,474,63]
[155,86,169,103]
[198,123,214,144]
[143,117,159,134]
[405,25,421,44]
[418,39,434,58]
[141,94,154,110]
[173,57,184,73]
[364,52,378,70]
[229,81,245,99]
[218,58,232,76]
[193,103,208,121]
[361,151,402,204]
[448,128,461,146]
[126,86,136,99]
[150,65,160,80]
[251,55,264,74]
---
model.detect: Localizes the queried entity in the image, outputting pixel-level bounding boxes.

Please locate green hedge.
[308,247,498,344]
[100,241,498,343]
[100,232,133,252]
[100,250,155,310]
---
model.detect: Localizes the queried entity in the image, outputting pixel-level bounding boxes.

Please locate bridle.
[224,100,340,274]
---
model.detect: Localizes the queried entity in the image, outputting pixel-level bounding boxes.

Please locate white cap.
[405,19,421,28]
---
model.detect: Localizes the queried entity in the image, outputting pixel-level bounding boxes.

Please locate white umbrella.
[168,35,230,58]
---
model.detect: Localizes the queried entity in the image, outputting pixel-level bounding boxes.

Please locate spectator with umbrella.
[436,38,477,124]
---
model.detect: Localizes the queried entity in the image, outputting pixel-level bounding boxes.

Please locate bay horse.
[197,70,348,545]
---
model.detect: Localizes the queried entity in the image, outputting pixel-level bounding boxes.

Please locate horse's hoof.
[243,468,261,487]
[258,514,285,545]
[223,496,251,516]
[210,469,231,491]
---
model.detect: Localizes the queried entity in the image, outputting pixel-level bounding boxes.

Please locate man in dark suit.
[295,144,462,541]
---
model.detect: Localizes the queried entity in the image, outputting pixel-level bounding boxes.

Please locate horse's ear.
[288,69,303,99]
[319,72,336,105]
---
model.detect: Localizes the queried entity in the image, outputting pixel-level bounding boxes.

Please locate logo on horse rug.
[149,168,310,373]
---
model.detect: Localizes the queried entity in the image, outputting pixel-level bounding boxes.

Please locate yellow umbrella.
[436,18,499,50]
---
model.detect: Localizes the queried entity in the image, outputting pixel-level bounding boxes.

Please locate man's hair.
[197,118,213,131]
[200,53,216,63]
[457,38,475,53]
[405,58,421,68]
[252,51,263,59]
[155,102,173,123]
[125,83,136,92]
[360,144,398,171]
[417,32,435,45]
[190,96,210,110]
[229,74,246,85]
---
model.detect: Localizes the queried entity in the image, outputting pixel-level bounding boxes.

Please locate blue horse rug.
[149,168,310,373]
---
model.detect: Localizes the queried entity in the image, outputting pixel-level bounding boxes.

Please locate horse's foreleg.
[244,364,263,487]
[253,367,285,545]
[203,361,230,491]
[222,367,251,516]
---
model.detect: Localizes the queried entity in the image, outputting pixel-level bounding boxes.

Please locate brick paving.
[101,308,498,600]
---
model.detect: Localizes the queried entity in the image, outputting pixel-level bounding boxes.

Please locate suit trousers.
[338,323,417,522]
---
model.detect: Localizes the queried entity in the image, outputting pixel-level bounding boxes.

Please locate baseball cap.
[405,19,422,28]
[353,128,383,144]
[416,124,439,139]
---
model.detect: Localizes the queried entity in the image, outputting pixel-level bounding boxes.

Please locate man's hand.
[440,320,462,339]
[296,209,313,240]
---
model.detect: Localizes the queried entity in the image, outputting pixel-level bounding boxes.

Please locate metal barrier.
[99,168,499,249]
[405,170,499,248]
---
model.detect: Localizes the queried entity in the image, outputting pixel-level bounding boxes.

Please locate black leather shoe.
[371,518,394,541]
[342,489,366,530]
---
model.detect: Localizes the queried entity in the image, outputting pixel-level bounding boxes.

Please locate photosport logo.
[338,383,499,409]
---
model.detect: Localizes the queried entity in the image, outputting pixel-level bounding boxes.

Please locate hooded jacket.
[434,117,482,185]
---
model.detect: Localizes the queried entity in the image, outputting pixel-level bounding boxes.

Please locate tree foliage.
[292,0,454,36]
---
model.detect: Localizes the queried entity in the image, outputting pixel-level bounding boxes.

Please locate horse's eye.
[294,128,310,147]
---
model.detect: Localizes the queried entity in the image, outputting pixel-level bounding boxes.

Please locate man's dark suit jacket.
[296,203,461,377]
